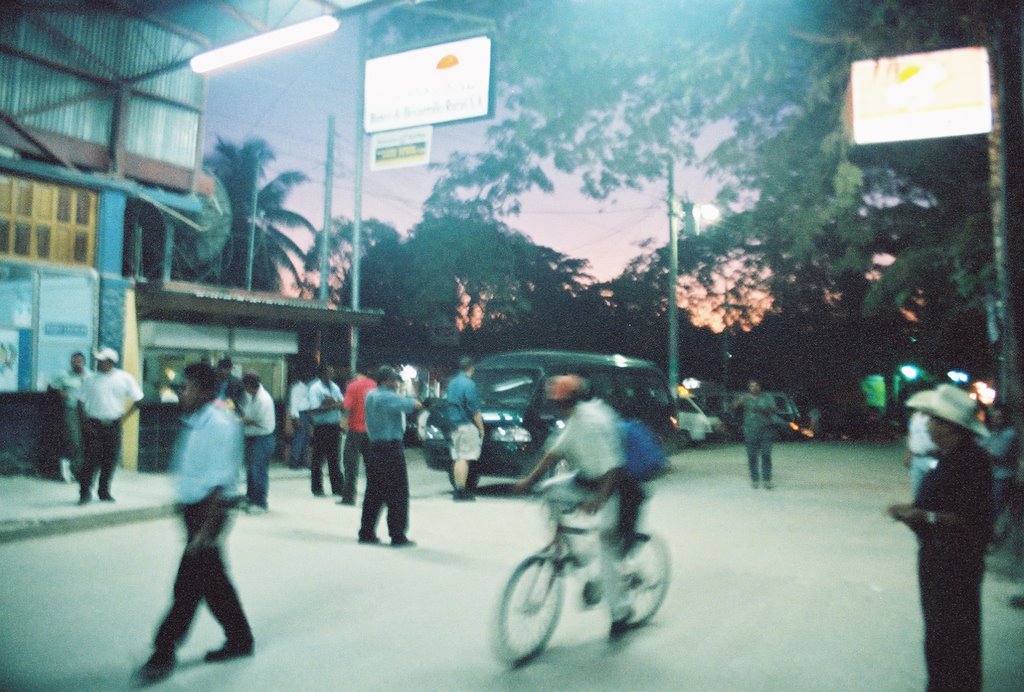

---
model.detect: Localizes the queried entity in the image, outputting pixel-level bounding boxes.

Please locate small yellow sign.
[370,126,432,171]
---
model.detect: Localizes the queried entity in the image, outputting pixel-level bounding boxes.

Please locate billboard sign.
[364,36,491,134]
[850,47,991,144]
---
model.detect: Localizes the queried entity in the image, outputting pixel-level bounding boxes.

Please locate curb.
[0,504,177,544]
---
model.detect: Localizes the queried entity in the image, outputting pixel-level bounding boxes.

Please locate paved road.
[1,441,1022,691]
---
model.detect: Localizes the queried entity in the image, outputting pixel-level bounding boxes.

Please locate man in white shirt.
[77,347,143,504]
[307,363,344,497]
[514,374,635,639]
[241,372,276,513]
[286,368,312,469]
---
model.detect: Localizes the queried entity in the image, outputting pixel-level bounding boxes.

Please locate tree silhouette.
[204,137,314,291]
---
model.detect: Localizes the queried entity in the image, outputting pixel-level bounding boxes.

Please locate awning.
[135,280,382,330]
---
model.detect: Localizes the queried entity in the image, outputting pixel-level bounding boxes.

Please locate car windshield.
[474,368,541,410]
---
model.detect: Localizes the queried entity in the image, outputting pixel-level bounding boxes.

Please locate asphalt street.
[1,441,1022,691]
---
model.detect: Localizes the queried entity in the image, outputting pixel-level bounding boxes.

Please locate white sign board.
[851,47,991,144]
[364,36,491,134]
[371,126,433,171]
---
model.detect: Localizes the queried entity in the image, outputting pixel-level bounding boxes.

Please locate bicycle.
[491,473,671,666]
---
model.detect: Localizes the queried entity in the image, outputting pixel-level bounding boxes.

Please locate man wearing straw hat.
[887,384,991,692]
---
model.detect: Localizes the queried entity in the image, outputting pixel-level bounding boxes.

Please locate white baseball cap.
[92,347,119,364]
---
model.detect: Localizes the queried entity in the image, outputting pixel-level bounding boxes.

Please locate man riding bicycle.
[513,374,645,638]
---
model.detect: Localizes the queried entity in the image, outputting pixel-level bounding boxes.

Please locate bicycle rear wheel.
[624,533,670,627]
[492,554,564,666]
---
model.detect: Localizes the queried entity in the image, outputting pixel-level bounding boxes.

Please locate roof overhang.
[136,280,382,330]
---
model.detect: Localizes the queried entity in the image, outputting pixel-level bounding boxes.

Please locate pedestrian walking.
[340,363,376,506]
[358,366,422,547]
[76,347,142,504]
[307,363,344,497]
[134,362,253,685]
[240,371,275,514]
[732,379,777,489]
[887,384,991,692]
[47,351,91,482]
[447,356,484,501]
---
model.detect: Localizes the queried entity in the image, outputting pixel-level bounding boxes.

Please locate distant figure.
[358,366,422,547]
[48,351,91,482]
[732,380,777,489]
[905,409,939,499]
[134,362,253,685]
[307,363,344,497]
[447,356,484,501]
[240,371,275,514]
[77,347,143,504]
[981,403,1019,531]
[340,364,376,506]
[215,357,245,414]
[286,367,312,469]
[887,384,991,692]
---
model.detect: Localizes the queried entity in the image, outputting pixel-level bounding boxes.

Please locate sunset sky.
[202,18,724,281]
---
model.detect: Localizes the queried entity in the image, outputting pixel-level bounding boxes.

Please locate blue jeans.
[288,412,311,468]
[245,433,275,508]
[745,427,773,482]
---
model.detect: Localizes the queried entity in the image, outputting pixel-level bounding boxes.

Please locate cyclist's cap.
[547,375,586,402]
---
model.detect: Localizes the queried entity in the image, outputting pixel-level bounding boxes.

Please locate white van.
[676,396,714,445]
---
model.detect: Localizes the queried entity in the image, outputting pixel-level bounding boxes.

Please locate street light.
[666,159,718,396]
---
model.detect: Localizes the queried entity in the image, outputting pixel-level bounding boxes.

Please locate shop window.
[0,220,8,253]
[15,180,31,216]
[0,176,11,213]
[36,226,50,258]
[57,188,72,223]
[14,222,30,255]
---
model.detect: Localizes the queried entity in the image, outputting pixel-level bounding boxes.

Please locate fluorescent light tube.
[191,15,340,74]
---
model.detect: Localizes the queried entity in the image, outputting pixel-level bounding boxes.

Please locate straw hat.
[906,384,988,437]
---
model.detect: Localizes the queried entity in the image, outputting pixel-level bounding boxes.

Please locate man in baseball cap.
[887,383,991,691]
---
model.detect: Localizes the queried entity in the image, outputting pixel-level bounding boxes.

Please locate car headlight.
[490,426,532,443]
[422,424,446,441]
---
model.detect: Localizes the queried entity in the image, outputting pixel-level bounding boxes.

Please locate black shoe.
[358,535,381,545]
[99,494,115,502]
[134,649,175,684]
[763,481,774,490]
[337,497,356,506]
[78,495,91,506]
[312,490,325,497]
[390,537,416,547]
[204,640,253,663]
[453,490,476,502]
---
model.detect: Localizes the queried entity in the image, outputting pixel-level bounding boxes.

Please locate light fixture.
[190,15,340,74]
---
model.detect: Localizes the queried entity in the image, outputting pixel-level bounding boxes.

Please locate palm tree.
[204,137,314,292]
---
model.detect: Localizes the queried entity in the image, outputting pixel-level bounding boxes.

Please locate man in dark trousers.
[358,366,422,547]
[340,363,376,506]
[134,362,254,685]
[888,384,991,692]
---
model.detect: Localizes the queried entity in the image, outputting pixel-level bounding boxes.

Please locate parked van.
[421,350,679,490]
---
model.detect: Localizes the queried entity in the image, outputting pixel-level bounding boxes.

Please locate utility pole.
[245,158,259,290]
[349,12,366,378]
[319,115,335,302]
[667,160,679,395]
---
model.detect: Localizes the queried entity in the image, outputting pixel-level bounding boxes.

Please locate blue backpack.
[619,419,668,481]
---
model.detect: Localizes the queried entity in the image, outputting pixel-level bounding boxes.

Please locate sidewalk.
[0,465,308,543]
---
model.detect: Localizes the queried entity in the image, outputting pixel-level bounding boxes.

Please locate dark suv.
[421,350,679,490]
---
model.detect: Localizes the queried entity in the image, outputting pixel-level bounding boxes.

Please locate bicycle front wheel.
[492,554,564,666]
[625,533,670,627]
